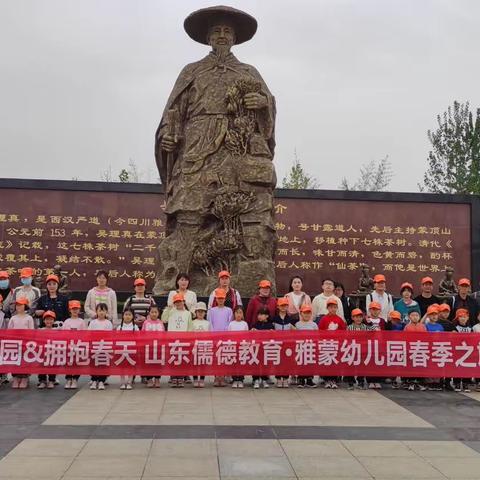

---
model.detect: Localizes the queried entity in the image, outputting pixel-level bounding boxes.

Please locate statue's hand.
[161,134,179,152]
[244,92,268,110]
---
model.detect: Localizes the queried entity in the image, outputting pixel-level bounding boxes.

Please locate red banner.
[1,330,480,377]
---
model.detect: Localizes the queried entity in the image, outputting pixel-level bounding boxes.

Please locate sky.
[1,0,479,191]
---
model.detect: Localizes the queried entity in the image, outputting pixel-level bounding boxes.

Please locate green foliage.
[118,169,129,182]
[423,101,480,194]
[281,150,319,189]
[340,156,392,191]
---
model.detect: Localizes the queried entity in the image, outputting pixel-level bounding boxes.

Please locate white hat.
[194,301,207,311]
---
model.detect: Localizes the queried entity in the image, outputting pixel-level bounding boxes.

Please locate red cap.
[68,300,81,310]
[351,308,363,317]
[15,297,29,306]
[458,278,471,287]
[400,282,413,291]
[276,297,289,306]
[326,298,338,307]
[20,267,34,278]
[218,270,230,278]
[0,295,3,302]
[421,276,434,284]
[172,293,184,303]
[258,279,271,289]
[455,308,469,319]
[42,310,56,319]
[214,288,227,299]
[373,274,386,283]
[0,270,9,279]
[300,305,312,313]
[369,301,382,310]
[134,278,146,286]
[438,303,451,312]
[390,311,402,320]
[46,274,59,284]
[427,305,439,315]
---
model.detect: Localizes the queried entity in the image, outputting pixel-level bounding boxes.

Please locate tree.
[282,150,319,189]
[118,169,129,182]
[422,101,480,194]
[340,155,392,191]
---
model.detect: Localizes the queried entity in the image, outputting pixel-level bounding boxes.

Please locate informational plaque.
[0,185,471,294]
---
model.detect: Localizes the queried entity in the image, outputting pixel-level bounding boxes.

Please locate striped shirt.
[123,295,156,318]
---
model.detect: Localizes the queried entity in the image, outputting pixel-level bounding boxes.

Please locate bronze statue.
[357,264,374,293]
[439,266,458,295]
[53,264,70,295]
[153,6,277,296]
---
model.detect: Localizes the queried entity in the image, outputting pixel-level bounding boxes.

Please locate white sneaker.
[253,380,260,389]
[325,381,332,389]
[368,383,376,389]
[232,381,238,389]
[71,379,78,389]
[263,380,269,389]
[375,383,382,389]
[238,381,244,389]
[331,381,338,389]
[37,382,46,390]
[126,383,133,390]
[120,384,126,390]
[97,381,105,390]
[408,384,415,391]
[64,380,72,389]
[90,381,97,390]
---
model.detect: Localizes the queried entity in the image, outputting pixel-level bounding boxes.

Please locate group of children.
[3,278,480,392]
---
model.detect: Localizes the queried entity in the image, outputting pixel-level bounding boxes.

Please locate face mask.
[0,280,9,289]
[21,277,32,286]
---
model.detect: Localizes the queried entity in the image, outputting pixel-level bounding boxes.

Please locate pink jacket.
[284,291,312,316]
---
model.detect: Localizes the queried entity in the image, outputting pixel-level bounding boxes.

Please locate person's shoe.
[11,377,20,389]
[37,382,46,390]
[276,379,283,388]
[283,379,290,388]
[19,378,29,389]
[232,381,238,388]
[154,378,161,388]
[185,376,192,384]
[147,379,155,388]
[297,380,305,389]
[90,381,98,390]
[348,384,355,390]
[71,379,78,389]
[331,381,338,389]
[464,387,472,393]
[126,383,133,390]
[253,380,260,389]
[368,383,376,389]
[64,380,72,389]
[47,381,55,389]
[199,380,205,388]
[177,379,184,388]
[324,381,332,389]
[262,380,269,388]
[238,381,244,389]
[306,378,317,388]
[170,379,178,388]
[408,384,415,391]
[375,383,382,389]
[475,383,480,392]
[97,381,105,390]
[120,383,126,390]
[418,384,427,391]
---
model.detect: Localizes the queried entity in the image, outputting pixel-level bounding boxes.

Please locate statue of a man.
[357,264,374,294]
[153,6,277,296]
[439,266,458,295]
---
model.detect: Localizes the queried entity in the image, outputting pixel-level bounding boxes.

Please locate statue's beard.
[212,44,231,61]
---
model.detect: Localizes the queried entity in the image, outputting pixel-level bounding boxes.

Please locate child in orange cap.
[453,309,473,392]
[38,311,58,390]
[385,311,404,331]
[425,305,443,332]
[273,297,294,388]
[345,309,367,389]
[365,302,386,331]
[8,298,35,389]
[62,300,86,389]
[437,304,454,331]
[404,310,427,391]
[295,305,318,388]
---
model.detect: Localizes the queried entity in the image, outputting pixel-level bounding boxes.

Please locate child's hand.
[35,309,45,317]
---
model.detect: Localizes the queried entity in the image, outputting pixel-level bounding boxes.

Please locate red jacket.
[318,314,347,331]
[245,295,277,327]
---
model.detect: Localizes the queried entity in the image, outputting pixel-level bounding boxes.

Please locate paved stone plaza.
[1,379,480,479]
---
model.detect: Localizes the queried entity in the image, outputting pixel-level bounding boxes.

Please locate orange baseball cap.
[15,297,29,306]
[277,297,289,306]
[42,310,56,319]
[46,274,59,284]
[421,276,434,284]
[369,301,382,310]
[455,308,469,319]
[218,270,230,278]
[438,303,451,312]
[258,279,271,289]
[326,298,338,306]
[0,271,9,279]
[351,308,363,317]
[427,305,439,315]
[373,274,386,283]
[390,311,402,320]
[134,278,146,286]
[214,288,227,299]
[68,300,81,309]
[458,278,471,286]
[172,293,184,303]
[300,305,312,313]
[400,282,413,290]
[20,267,34,278]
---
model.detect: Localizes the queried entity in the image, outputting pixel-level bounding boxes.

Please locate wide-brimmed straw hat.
[184,5,257,45]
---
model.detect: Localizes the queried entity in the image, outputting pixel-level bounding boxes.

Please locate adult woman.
[123,278,157,329]
[207,270,242,309]
[393,282,421,324]
[35,274,69,328]
[284,276,311,322]
[245,279,277,327]
[166,273,197,312]
[84,270,118,321]
[334,282,352,324]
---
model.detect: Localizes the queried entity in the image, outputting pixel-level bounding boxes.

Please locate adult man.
[365,274,394,320]
[154,6,277,297]
[312,278,345,321]
[414,276,440,317]
[449,278,478,326]
[207,270,242,309]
